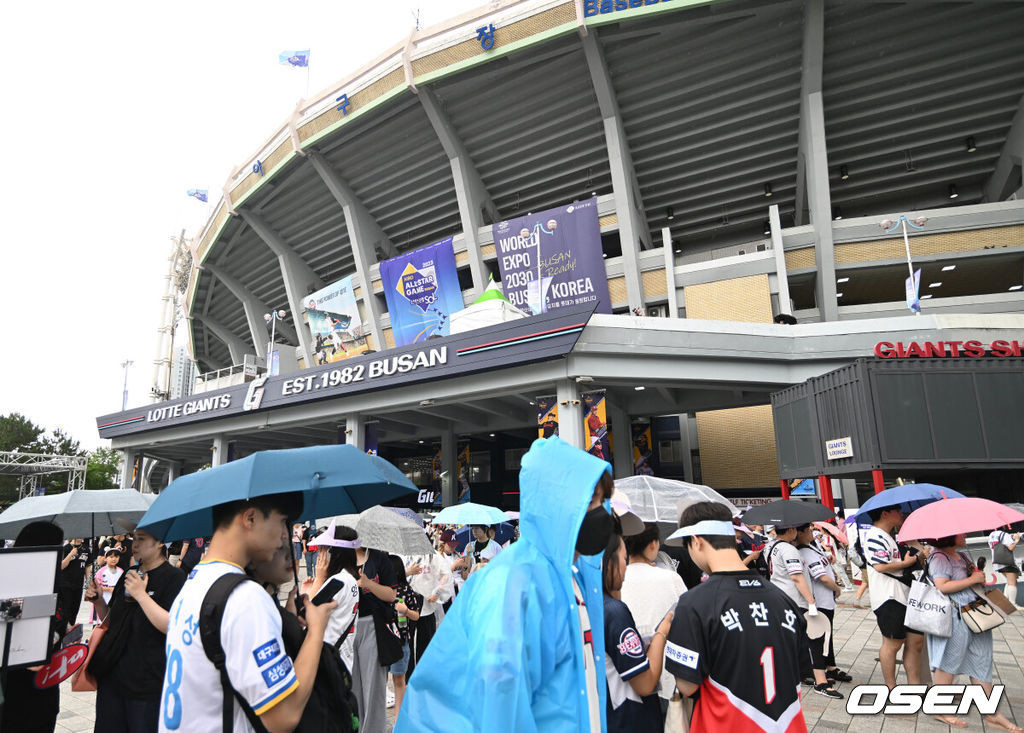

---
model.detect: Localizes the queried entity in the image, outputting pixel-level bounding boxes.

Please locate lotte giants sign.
[874,340,1024,359]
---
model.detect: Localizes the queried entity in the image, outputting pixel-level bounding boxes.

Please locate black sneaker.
[826,669,853,683]
[801,677,815,686]
[813,683,844,699]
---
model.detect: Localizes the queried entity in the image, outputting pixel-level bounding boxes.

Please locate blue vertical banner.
[379,237,464,346]
[491,197,611,316]
[905,268,922,313]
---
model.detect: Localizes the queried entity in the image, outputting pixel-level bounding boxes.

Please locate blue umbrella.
[138,445,418,541]
[432,502,507,526]
[453,522,515,553]
[845,483,965,525]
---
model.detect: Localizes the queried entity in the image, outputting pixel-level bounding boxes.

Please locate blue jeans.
[304,551,315,576]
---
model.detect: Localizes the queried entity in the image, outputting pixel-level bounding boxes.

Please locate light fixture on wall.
[948,184,959,199]
[764,183,773,198]
[666,206,674,221]
[965,136,976,153]
[840,164,849,181]
[763,220,771,236]
[833,208,843,220]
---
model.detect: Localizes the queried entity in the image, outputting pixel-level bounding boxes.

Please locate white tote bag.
[905,572,953,637]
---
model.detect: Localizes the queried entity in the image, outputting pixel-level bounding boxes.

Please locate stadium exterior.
[98,0,1024,510]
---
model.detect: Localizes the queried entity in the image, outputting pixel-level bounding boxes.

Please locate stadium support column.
[441,428,456,507]
[581,32,646,311]
[307,151,389,351]
[240,210,324,366]
[192,314,251,366]
[803,91,838,321]
[983,93,1024,202]
[557,379,585,450]
[608,402,632,479]
[344,413,365,451]
[204,263,299,359]
[212,435,228,467]
[769,205,792,315]
[119,448,136,490]
[794,0,824,227]
[418,87,495,298]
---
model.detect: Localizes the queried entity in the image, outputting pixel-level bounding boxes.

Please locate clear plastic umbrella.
[613,475,738,525]
[324,506,433,555]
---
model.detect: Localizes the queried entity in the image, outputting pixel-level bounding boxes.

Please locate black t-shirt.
[107,561,187,699]
[180,537,210,575]
[665,570,807,733]
[356,549,397,618]
[394,581,423,643]
[604,595,662,733]
[60,541,94,589]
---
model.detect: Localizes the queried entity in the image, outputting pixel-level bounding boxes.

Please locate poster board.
[0,545,60,669]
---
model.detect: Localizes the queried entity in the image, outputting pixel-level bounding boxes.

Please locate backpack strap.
[199,573,269,733]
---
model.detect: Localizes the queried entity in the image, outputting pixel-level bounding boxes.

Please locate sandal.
[826,668,852,682]
[813,682,843,699]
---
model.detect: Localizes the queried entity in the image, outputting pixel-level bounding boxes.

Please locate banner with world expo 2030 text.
[491,198,611,316]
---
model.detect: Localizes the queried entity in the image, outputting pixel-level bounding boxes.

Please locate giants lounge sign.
[873,340,1024,359]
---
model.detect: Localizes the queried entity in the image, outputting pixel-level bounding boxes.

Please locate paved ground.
[52,588,1024,732]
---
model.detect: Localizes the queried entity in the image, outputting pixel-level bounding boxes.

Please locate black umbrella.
[741,500,835,527]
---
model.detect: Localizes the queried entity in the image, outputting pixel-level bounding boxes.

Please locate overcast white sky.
[0,0,486,450]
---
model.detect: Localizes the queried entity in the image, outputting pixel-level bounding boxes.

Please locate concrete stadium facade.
[100,0,1024,509]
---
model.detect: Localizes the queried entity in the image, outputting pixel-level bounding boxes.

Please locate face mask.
[575,504,613,556]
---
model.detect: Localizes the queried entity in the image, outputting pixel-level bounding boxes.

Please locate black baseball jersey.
[664,570,808,733]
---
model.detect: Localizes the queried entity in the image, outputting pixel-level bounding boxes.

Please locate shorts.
[389,640,411,677]
[874,600,922,640]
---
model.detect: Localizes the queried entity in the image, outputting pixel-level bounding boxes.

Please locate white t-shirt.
[321,569,359,673]
[620,562,686,700]
[862,525,909,610]
[404,551,453,617]
[96,566,124,604]
[767,540,811,608]
[799,544,837,610]
[463,537,501,563]
[158,561,297,733]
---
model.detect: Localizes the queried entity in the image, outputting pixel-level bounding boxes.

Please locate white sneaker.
[386,691,395,708]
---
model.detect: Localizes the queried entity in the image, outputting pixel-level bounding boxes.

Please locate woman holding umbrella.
[920,533,1022,731]
[898,498,1024,731]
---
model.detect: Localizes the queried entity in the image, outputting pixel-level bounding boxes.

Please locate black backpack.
[198,573,359,733]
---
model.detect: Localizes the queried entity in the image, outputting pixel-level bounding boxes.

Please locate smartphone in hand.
[312,578,343,606]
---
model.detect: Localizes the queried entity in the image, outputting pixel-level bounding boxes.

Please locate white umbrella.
[0,489,157,539]
[613,475,738,525]
[322,507,433,555]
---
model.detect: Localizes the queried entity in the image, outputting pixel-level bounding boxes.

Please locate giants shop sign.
[873,340,1024,359]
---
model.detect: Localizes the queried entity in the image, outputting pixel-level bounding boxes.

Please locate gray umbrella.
[0,489,157,540]
[350,505,434,555]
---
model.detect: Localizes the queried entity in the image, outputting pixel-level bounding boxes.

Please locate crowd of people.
[4,435,1023,733]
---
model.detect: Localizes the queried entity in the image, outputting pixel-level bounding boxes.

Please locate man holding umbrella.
[861,505,925,690]
[158,494,337,733]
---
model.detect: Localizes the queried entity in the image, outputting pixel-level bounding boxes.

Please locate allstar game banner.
[492,197,611,316]
[380,238,465,346]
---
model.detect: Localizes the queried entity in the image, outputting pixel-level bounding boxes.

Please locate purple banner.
[491,198,611,316]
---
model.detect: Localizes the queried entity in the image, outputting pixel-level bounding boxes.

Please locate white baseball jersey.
[158,560,297,733]
[321,569,359,673]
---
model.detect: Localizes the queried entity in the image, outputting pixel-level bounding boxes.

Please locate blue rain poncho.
[395,436,610,733]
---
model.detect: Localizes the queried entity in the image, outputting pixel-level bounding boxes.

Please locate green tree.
[0,412,44,451]
[85,447,122,490]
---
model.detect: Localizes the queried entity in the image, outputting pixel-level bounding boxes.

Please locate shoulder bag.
[904,565,952,637]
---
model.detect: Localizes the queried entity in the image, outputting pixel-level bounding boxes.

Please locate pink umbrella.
[813,520,848,546]
[897,498,1024,543]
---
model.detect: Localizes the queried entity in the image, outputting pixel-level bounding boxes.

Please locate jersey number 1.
[759,646,776,704]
